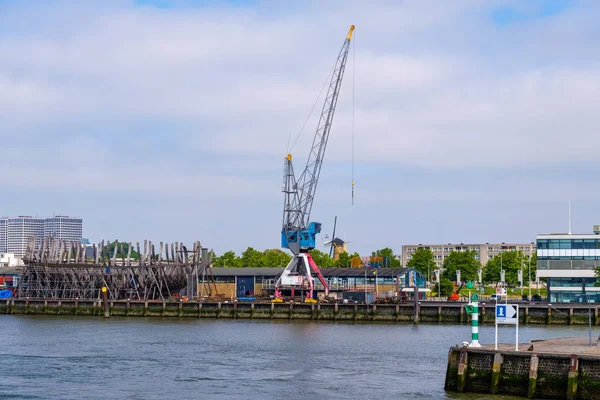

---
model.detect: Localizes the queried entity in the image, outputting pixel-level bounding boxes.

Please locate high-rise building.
[44,216,83,243]
[0,218,6,253]
[402,242,536,268]
[0,216,45,258]
[0,215,83,259]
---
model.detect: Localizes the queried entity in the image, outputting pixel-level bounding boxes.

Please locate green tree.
[371,248,401,267]
[438,276,455,297]
[241,247,266,268]
[483,250,527,285]
[213,250,243,268]
[262,249,292,267]
[104,241,139,260]
[309,249,333,268]
[334,252,351,268]
[442,250,479,283]
[406,248,435,276]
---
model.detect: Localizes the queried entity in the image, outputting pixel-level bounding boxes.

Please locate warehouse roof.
[209,267,284,276]
[209,267,420,277]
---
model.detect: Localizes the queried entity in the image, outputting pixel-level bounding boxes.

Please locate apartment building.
[401,242,536,268]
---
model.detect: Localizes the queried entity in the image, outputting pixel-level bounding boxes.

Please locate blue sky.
[1,0,600,257]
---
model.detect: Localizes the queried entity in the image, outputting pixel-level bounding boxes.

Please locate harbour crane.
[275,25,354,301]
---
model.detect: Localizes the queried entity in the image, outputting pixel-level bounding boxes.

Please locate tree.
[406,248,435,276]
[334,251,351,268]
[241,247,266,268]
[309,249,333,268]
[350,251,362,268]
[213,250,242,268]
[438,276,455,297]
[442,250,479,283]
[104,241,139,260]
[371,248,401,268]
[483,250,527,285]
[262,249,292,267]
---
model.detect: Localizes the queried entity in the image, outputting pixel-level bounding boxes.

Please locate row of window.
[538,256,600,260]
[406,246,535,254]
[537,239,600,250]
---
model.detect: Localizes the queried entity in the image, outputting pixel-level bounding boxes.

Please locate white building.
[0,216,44,258]
[0,252,22,267]
[44,216,83,242]
[0,215,83,260]
[537,226,600,303]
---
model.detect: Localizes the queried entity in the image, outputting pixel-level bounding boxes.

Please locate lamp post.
[588,293,593,346]
[427,260,430,289]
[528,254,531,300]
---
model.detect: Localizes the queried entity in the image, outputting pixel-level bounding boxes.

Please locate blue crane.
[275,25,354,300]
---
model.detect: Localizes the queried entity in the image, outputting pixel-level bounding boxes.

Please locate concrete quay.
[1,298,600,325]
[445,338,600,399]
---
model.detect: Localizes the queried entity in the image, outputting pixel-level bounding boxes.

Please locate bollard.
[567,355,579,400]
[456,348,469,392]
[102,287,109,318]
[527,353,539,399]
[490,352,503,394]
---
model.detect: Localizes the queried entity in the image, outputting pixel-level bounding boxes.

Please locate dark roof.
[321,267,413,277]
[332,238,345,246]
[209,267,284,276]
[209,267,420,278]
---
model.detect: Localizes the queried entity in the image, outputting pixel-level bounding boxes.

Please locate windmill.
[323,216,350,261]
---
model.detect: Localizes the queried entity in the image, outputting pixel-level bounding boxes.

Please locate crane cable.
[351,30,355,206]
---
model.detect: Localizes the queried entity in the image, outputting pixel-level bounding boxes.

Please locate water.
[0,316,594,399]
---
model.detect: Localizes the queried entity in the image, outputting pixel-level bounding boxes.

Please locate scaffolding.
[15,236,213,301]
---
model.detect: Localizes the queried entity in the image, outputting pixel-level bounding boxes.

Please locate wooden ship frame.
[15,236,215,301]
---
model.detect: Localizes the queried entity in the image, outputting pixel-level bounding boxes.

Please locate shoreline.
[2,298,599,324]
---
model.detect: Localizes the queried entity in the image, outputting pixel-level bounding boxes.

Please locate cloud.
[1,0,599,254]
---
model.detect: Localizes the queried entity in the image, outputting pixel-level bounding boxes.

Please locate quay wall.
[1,299,600,325]
[445,347,600,399]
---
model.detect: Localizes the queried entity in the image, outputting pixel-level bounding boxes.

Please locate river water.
[0,316,594,399]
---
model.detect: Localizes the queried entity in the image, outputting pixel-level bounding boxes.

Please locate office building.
[44,216,83,242]
[0,216,45,258]
[0,215,83,260]
[537,226,600,303]
[402,242,536,268]
[0,218,5,253]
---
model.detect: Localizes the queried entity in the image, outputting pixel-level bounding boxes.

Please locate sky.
[1,0,600,257]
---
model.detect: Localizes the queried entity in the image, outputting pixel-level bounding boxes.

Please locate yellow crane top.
[347,25,355,41]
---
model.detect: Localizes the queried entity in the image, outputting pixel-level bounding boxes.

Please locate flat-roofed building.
[537,226,600,303]
[0,215,83,260]
[402,242,536,268]
[44,216,83,243]
[0,216,44,258]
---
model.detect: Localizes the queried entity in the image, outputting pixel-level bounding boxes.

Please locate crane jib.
[281,25,353,255]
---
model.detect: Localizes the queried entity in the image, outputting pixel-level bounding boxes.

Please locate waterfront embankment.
[2,298,600,324]
[445,338,600,399]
